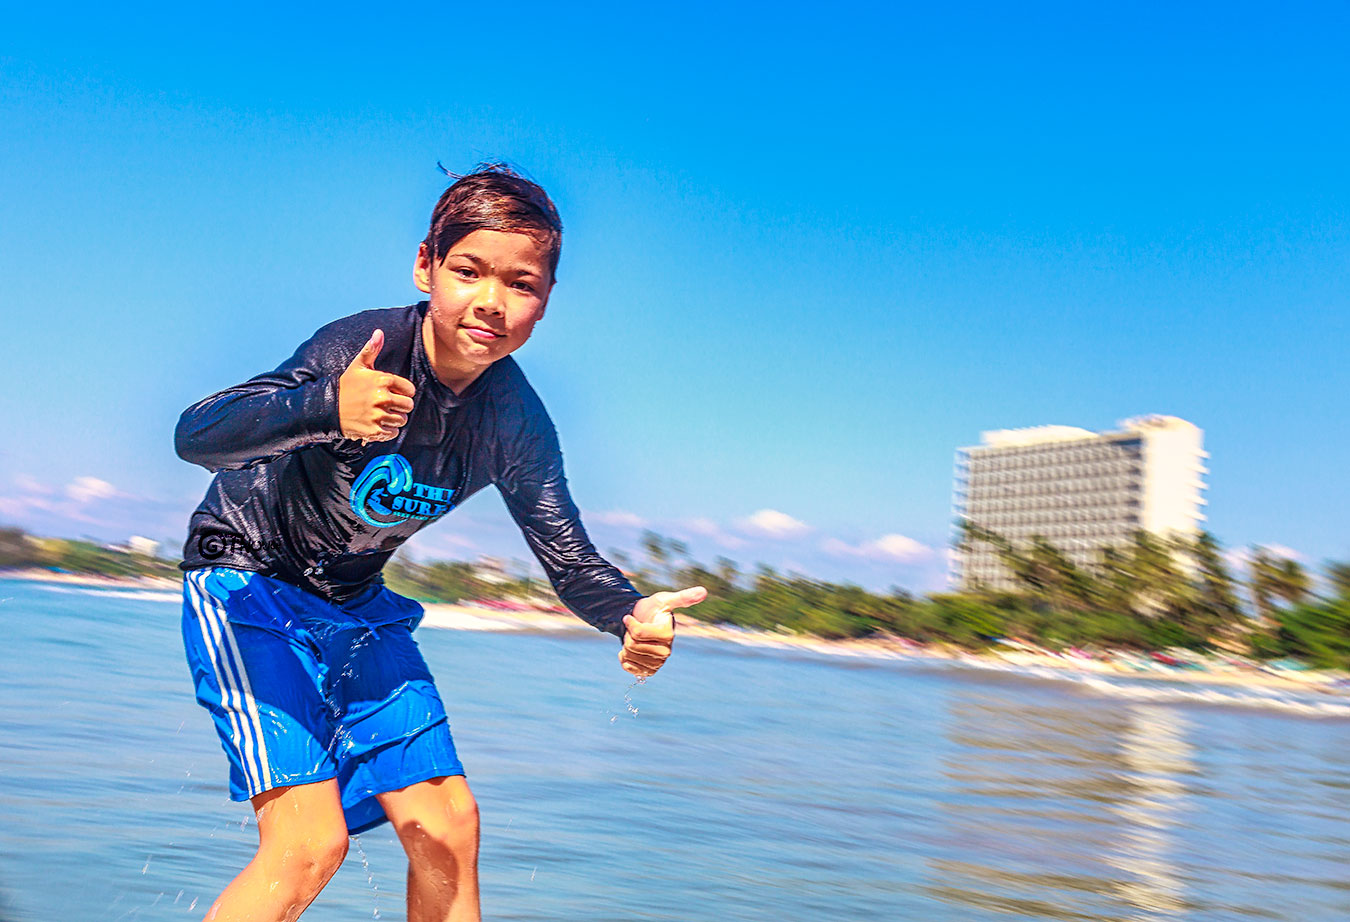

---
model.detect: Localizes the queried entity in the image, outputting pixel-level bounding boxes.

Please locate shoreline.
[8,569,1347,700]
[419,601,1350,699]
[1,568,178,589]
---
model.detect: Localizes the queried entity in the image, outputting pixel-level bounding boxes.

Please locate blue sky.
[1,2,1346,592]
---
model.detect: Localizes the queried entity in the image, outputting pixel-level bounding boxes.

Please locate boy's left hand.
[621,586,708,678]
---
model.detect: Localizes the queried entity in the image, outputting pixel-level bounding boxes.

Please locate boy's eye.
[454,267,477,279]
[512,281,535,293]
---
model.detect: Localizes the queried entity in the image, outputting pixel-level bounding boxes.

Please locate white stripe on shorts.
[188,570,273,796]
[186,572,255,790]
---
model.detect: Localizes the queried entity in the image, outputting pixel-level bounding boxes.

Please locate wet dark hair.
[424,162,563,281]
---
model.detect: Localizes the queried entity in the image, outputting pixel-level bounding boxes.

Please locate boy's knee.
[312,827,351,874]
[264,825,350,891]
[400,796,480,864]
[432,796,480,849]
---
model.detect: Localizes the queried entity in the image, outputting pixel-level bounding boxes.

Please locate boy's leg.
[325,587,475,920]
[377,776,481,922]
[182,569,353,921]
[201,780,349,922]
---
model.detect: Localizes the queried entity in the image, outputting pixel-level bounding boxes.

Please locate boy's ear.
[413,243,433,294]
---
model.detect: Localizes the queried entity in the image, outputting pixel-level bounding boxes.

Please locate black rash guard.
[176,301,642,637]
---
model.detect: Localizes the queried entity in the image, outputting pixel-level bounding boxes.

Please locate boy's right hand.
[338,330,416,443]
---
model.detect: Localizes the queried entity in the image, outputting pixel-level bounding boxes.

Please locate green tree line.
[952,523,1349,666]
[0,526,180,580]
[625,527,1350,668]
[6,520,1346,670]
[383,557,555,608]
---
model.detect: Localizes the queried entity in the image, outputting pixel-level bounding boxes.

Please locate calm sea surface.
[2,577,1349,921]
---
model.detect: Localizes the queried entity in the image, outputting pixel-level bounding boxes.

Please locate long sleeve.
[175,323,356,472]
[498,420,643,638]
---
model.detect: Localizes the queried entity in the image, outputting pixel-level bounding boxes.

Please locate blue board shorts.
[181,567,464,833]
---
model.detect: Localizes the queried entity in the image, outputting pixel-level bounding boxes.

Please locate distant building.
[952,416,1208,590]
[473,556,512,584]
[126,536,160,557]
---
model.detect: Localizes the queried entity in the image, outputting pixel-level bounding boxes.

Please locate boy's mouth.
[461,325,502,341]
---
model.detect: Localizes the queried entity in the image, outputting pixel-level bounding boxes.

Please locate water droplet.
[622,678,645,718]
[353,834,381,920]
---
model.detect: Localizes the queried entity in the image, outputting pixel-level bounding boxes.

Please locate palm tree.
[960,521,1096,612]
[1274,556,1312,607]
[1326,561,1350,601]
[1248,547,1311,623]
[714,556,741,592]
[1123,530,1191,619]
[1249,548,1280,624]
[1181,530,1244,637]
[1095,544,1139,614]
[1028,536,1096,612]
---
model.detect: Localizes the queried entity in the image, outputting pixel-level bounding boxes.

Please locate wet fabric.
[175,301,641,637]
[182,567,465,833]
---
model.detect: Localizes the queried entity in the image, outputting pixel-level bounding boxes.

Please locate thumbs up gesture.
[620,586,708,677]
[338,330,417,443]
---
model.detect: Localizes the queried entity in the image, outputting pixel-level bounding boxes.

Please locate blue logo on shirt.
[350,454,454,528]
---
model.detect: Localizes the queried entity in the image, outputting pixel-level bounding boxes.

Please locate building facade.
[952,416,1208,590]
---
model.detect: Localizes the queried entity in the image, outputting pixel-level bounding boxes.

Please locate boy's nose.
[474,280,503,314]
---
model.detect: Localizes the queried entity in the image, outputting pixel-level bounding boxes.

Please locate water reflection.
[925,691,1197,921]
[1109,705,1192,918]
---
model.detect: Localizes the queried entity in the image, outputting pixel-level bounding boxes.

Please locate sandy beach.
[9,568,1346,698]
[418,600,1350,697]
[3,568,178,590]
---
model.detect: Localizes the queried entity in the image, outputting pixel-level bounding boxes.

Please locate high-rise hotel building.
[952,416,1208,590]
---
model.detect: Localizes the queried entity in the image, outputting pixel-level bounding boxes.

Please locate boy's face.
[414,229,553,389]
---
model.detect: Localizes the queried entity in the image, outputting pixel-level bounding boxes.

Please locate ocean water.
[2,577,1348,922]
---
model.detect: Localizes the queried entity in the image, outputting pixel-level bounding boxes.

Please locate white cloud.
[819,537,852,555]
[1225,544,1303,572]
[588,509,647,529]
[822,533,933,563]
[679,517,746,549]
[65,476,120,504]
[0,493,56,516]
[872,534,932,561]
[682,517,721,537]
[0,472,193,540]
[737,509,810,540]
[14,474,53,495]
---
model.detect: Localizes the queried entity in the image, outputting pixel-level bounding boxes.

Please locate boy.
[176,164,706,922]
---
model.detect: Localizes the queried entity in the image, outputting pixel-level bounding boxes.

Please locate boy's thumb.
[355,329,384,368]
